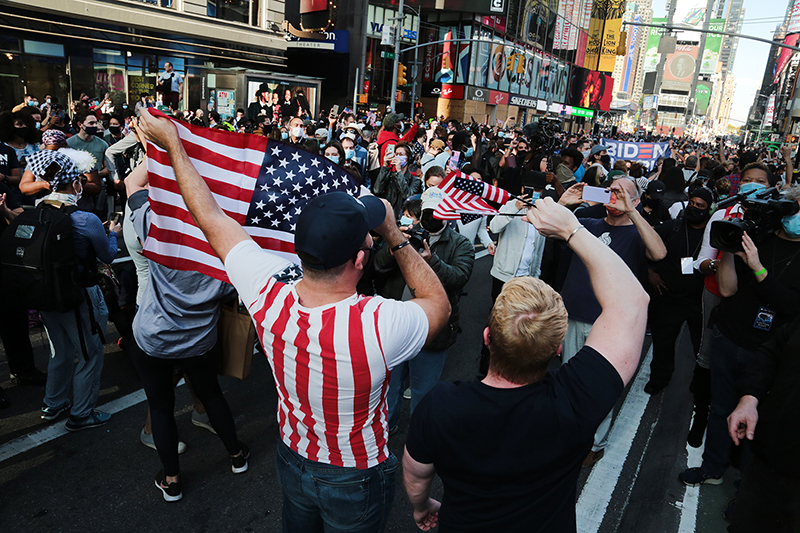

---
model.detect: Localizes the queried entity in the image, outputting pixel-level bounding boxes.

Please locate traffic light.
[617,31,628,55]
[397,63,408,86]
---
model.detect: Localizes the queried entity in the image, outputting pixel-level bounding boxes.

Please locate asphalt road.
[0,253,739,532]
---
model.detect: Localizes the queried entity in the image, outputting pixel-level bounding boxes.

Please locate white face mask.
[291,126,303,138]
[74,180,83,201]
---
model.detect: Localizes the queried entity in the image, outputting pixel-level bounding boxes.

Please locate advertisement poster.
[764,93,776,126]
[774,33,800,83]
[470,30,492,87]
[128,75,157,105]
[622,15,640,93]
[673,0,707,42]
[789,0,800,34]
[216,90,236,117]
[487,39,506,90]
[643,18,667,73]
[700,19,726,75]
[454,26,472,84]
[584,0,626,72]
[436,30,455,83]
[422,28,437,82]
[664,44,699,83]
[695,81,713,115]
[602,139,671,170]
[498,41,511,93]
[566,67,613,111]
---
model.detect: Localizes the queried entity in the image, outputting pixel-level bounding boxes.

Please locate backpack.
[367,139,391,173]
[157,72,174,94]
[1,202,96,313]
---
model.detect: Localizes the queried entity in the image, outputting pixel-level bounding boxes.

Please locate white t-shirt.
[225,239,429,468]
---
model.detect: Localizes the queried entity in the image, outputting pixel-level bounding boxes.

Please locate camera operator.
[686,162,772,447]
[679,184,800,493]
[386,188,475,433]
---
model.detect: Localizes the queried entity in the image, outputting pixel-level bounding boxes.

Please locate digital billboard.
[566,67,613,111]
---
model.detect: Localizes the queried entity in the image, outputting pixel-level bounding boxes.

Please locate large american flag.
[143,111,359,282]
[433,170,504,223]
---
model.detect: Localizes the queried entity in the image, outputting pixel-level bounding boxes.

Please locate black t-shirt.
[641,201,671,227]
[717,233,800,351]
[0,143,20,181]
[653,218,705,297]
[405,346,623,533]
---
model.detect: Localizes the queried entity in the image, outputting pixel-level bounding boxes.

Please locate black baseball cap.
[295,192,386,270]
[646,180,666,200]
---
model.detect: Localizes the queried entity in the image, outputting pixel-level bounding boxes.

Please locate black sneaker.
[723,498,736,521]
[65,410,111,432]
[10,369,47,386]
[41,399,72,421]
[678,467,723,486]
[231,443,250,474]
[154,470,182,502]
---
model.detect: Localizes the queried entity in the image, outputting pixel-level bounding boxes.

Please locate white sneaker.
[140,428,187,454]
[191,410,217,434]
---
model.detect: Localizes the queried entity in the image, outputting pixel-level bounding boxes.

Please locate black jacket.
[737,317,800,478]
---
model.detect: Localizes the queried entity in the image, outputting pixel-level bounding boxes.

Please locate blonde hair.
[488,277,568,384]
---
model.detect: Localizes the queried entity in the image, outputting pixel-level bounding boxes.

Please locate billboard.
[672,0,707,42]
[789,0,800,34]
[487,39,506,90]
[700,19,726,75]
[585,0,626,72]
[622,15,640,93]
[566,67,613,111]
[643,18,667,72]
[695,81,713,115]
[774,33,800,83]
[415,0,507,15]
[664,44,699,83]
[469,29,492,87]
[764,93,776,126]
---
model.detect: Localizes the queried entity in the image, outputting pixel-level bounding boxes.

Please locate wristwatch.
[709,259,718,273]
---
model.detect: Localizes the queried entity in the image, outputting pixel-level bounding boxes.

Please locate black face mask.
[84,126,99,136]
[684,206,709,224]
[14,127,28,138]
[109,125,121,135]
[420,210,445,233]
[642,197,661,209]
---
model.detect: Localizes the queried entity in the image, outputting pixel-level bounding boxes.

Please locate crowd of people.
[1,73,798,532]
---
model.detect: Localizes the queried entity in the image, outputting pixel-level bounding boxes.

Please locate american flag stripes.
[452,176,512,204]
[142,110,358,282]
[433,171,501,221]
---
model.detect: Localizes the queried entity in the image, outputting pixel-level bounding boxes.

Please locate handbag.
[217,302,256,380]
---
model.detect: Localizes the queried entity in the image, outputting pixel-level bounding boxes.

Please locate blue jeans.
[275,440,398,533]
[387,348,448,430]
[702,326,753,478]
[41,285,108,418]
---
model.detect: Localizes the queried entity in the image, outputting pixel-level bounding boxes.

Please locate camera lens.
[710,219,746,253]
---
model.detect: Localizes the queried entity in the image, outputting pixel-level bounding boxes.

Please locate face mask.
[344,148,355,160]
[109,125,121,134]
[397,122,404,133]
[684,206,709,224]
[464,147,474,158]
[642,197,660,209]
[326,154,340,164]
[74,180,83,201]
[739,182,766,195]
[14,127,27,137]
[291,127,303,138]
[421,210,445,233]
[498,132,505,138]
[27,101,36,106]
[398,155,408,167]
[46,98,51,104]
[122,104,128,109]
[35,122,41,130]
[84,126,98,135]
[781,213,800,237]
[400,215,414,226]
[281,132,289,140]
[529,192,541,201]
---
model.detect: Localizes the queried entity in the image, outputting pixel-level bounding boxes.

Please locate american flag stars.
[244,143,359,235]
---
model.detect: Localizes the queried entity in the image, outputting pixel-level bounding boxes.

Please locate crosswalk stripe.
[678,421,705,533]
[576,346,653,532]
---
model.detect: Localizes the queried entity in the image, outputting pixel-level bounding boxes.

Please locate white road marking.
[678,423,705,533]
[475,249,490,260]
[0,380,184,464]
[576,346,653,532]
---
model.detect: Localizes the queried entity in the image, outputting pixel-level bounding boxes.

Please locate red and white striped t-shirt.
[225,240,429,469]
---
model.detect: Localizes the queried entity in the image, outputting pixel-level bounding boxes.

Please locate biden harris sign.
[602,139,671,170]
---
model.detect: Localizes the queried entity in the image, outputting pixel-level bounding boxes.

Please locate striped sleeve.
[224,239,293,307]
[375,299,429,369]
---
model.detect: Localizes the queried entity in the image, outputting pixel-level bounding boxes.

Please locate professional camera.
[407,226,430,253]
[710,187,799,253]
[521,118,563,153]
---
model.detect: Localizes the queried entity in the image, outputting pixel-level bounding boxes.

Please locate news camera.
[710,187,799,253]
[521,118,563,153]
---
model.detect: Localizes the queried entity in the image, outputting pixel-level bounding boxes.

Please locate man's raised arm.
[136,109,250,263]
[525,198,650,385]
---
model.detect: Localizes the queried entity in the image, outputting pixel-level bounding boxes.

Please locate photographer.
[386,188,475,433]
[372,142,422,220]
[679,184,800,492]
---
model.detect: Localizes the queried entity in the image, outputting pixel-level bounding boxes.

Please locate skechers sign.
[510,95,536,108]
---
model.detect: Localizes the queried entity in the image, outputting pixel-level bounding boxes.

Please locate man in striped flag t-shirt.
[137,110,450,532]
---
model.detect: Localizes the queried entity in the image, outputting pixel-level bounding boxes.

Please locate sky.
[650,0,792,128]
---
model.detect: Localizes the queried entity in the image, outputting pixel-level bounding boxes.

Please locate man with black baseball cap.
[136,109,450,533]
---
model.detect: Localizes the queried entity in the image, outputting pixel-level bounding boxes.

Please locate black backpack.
[1,202,96,313]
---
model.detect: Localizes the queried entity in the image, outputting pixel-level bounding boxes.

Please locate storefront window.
[136,0,174,7]
[0,52,24,111]
[208,0,251,25]
[94,65,127,105]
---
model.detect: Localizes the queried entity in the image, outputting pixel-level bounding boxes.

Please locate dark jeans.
[162,92,179,111]
[701,326,753,478]
[129,339,241,476]
[648,293,702,386]
[275,440,397,533]
[0,301,37,376]
[729,454,800,532]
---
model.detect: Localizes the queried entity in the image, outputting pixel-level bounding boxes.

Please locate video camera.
[710,187,799,253]
[407,226,430,253]
[521,118,563,153]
